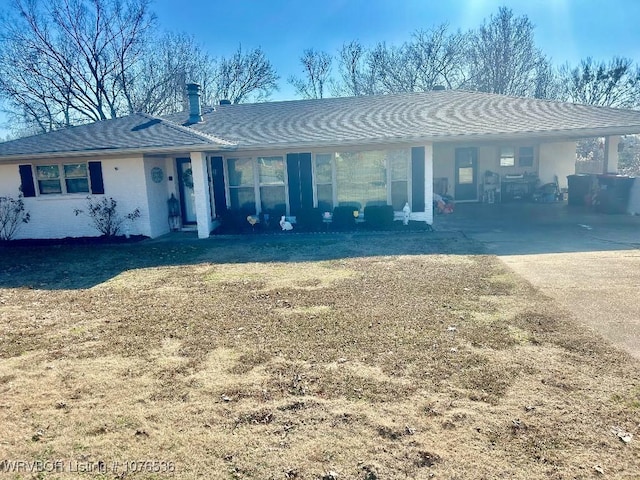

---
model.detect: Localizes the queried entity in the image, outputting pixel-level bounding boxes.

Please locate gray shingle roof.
[0,113,234,159]
[2,90,640,159]
[166,90,640,148]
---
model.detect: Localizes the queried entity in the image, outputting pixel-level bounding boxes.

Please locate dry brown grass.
[0,233,639,479]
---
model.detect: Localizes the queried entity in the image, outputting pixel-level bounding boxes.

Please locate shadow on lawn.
[0,231,483,290]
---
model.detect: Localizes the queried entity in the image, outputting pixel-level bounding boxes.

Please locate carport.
[437,201,640,360]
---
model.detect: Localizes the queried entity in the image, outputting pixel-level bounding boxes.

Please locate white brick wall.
[0,156,158,240]
[628,178,640,215]
[143,157,173,238]
[539,141,576,188]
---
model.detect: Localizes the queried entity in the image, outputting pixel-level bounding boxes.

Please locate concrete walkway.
[437,203,640,359]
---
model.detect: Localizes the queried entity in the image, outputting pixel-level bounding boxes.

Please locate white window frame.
[34,162,90,196]
[387,149,411,211]
[518,146,535,167]
[225,156,257,212]
[499,147,516,167]
[257,155,287,214]
[313,152,335,211]
[224,155,290,215]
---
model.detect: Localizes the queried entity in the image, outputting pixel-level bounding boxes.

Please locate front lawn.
[0,233,638,479]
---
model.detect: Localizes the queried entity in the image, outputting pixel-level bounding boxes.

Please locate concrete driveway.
[436,203,640,359]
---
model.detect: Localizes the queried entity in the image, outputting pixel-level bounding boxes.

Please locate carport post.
[603,136,620,174]
[425,144,433,225]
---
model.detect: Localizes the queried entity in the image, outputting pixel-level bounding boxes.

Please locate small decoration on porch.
[402,202,411,225]
[434,193,455,215]
[279,216,293,231]
[353,210,359,219]
[247,215,260,232]
[168,194,181,231]
[151,167,164,183]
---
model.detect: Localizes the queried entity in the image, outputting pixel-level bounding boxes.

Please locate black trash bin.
[567,174,593,206]
[595,175,635,214]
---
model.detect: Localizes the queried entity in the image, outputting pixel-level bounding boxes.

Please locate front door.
[286,153,313,215]
[455,148,478,201]
[176,158,197,225]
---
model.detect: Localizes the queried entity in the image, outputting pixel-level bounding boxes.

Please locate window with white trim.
[35,163,89,195]
[499,147,516,167]
[227,157,255,211]
[518,146,534,167]
[258,156,286,213]
[388,149,410,210]
[315,153,333,212]
[335,150,387,210]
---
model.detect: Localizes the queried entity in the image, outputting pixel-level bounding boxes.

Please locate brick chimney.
[186,83,203,124]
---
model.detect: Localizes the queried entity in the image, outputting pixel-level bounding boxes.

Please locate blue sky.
[153,0,640,100]
[1,0,639,137]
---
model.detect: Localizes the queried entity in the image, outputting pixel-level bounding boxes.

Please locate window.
[388,149,409,210]
[315,153,333,212]
[227,157,255,211]
[257,156,285,213]
[64,163,89,193]
[336,150,387,210]
[519,146,534,167]
[35,163,89,195]
[36,165,62,194]
[499,147,515,167]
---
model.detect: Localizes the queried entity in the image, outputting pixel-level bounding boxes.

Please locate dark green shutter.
[299,153,313,210]
[411,147,425,211]
[287,153,313,215]
[211,156,227,214]
[19,165,36,197]
[286,154,301,214]
[88,161,104,194]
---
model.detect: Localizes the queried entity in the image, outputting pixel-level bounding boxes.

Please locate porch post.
[424,143,433,225]
[190,151,213,239]
[604,136,620,174]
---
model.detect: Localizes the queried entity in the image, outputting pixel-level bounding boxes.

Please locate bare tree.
[367,42,418,94]
[560,57,640,174]
[409,25,469,91]
[559,57,640,108]
[215,45,279,104]
[465,6,553,97]
[619,135,640,175]
[289,48,332,99]
[334,41,368,96]
[332,26,469,97]
[0,0,155,132]
[124,32,216,115]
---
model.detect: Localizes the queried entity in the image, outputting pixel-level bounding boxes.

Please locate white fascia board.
[0,143,238,163]
[230,126,640,152]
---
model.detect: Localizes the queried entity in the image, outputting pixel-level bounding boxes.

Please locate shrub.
[0,194,30,241]
[295,208,323,231]
[332,206,357,230]
[261,206,287,231]
[363,205,394,229]
[221,208,257,233]
[74,196,140,237]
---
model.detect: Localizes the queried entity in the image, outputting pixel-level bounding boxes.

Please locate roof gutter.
[1,125,638,162]
[225,126,640,151]
[0,142,238,162]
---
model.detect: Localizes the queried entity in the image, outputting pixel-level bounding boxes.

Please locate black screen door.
[454,148,478,201]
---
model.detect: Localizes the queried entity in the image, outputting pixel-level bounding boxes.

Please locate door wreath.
[182,168,194,189]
